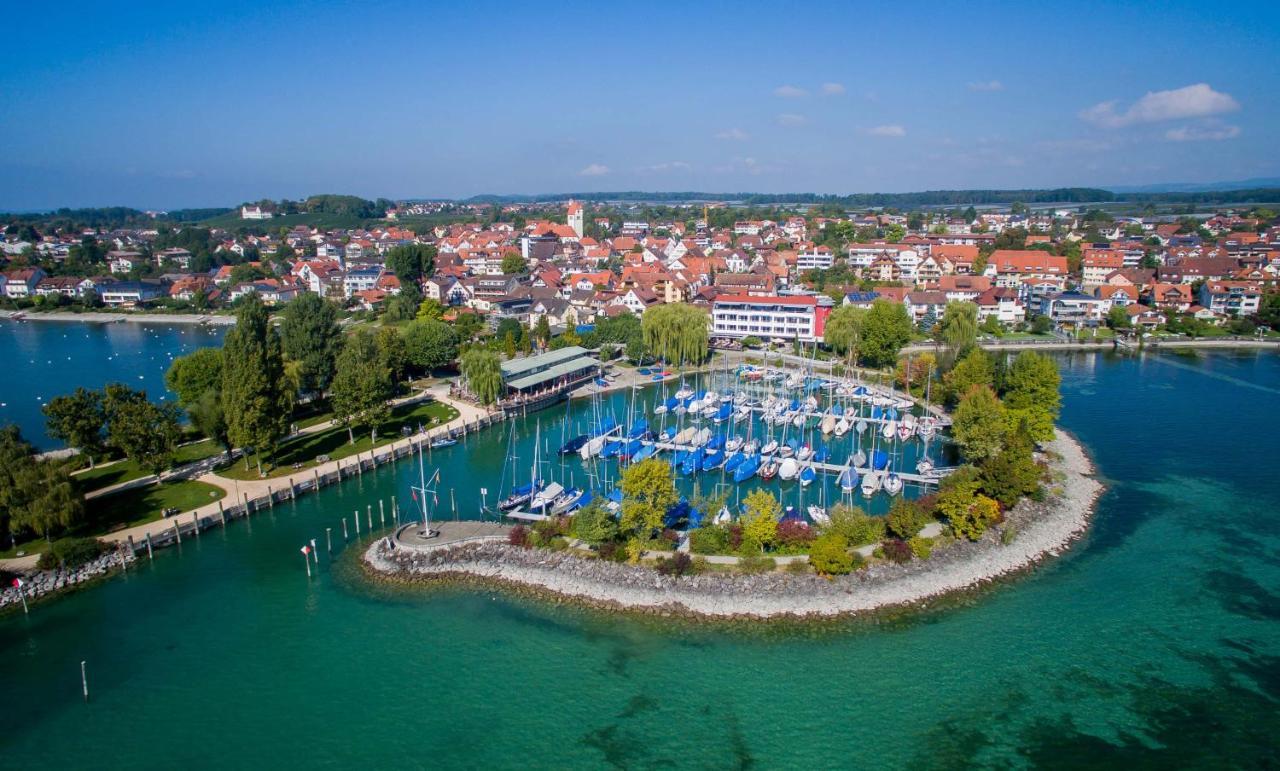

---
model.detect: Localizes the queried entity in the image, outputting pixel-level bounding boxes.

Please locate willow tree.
[824,304,867,362]
[460,348,504,405]
[641,304,709,366]
[938,300,979,367]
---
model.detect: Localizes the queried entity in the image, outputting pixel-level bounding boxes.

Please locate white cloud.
[1079,83,1240,128]
[776,113,808,126]
[773,84,808,98]
[967,80,1004,92]
[867,124,906,137]
[577,163,610,176]
[1165,124,1241,142]
[714,128,749,141]
[821,82,845,95]
[641,161,692,172]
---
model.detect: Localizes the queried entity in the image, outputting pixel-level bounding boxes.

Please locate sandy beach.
[364,429,1103,620]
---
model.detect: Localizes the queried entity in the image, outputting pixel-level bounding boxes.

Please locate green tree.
[949,494,1001,541]
[981,423,1043,508]
[165,347,223,404]
[740,489,782,553]
[385,243,436,283]
[501,253,528,274]
[402,319,460,372]
[221,295,294,473]
[533,315,552,348]
[618,458,678,538]
[330,329,393,444]
[822,503,885,546]
[641,304,710,365]
[809,532,854,575]
[942,348,995,406]
[571,501,618,545]
[1107,306,1131,329]
[1000,351,1061,443]
[280,292,341,394]
[0,426,84,543]
[858,299,914,368]
[186,387,232,458]
[416,298,446,322]
[42,387,105,466]
[886,497,932,539]
[824,304,867,359]
[938,301,979,364]
[376,326,409,385]
[460,348,504,405]
[107,398,182,477]
[952,385,1008,464]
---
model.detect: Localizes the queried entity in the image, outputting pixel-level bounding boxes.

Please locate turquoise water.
[2,349,1278,768]
[0,320,226,449]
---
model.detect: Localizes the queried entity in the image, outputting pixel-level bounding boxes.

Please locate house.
[108,251,146,274]
[1198,281,1263,317]
[3,267,46,298]
[1127,305,1165,329]
[1081,249,1125,286]
[842,291,880,309]
[711,294,832,343]
[1040,291,1107,327]
[713,272,775,296]
[99,281,163,307]
[975,288,1025,324]
[155,247,193,269]
[989,250,1069,287]
[34,276,83,298]
[229,279,300,305]
[241,204,273,220]
[1095,285,1140,310]
[903,291,948,325]
[795,245,834,271]
[1145,283,1194,312]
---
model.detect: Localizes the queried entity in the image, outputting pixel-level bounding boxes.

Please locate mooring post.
[353,510,360,536]
[81,661,89,702]
[218,500,226,526]
[342,519,349,540]
[379,500,385,526]
[392,495,399,526]
[326,527,332,554]
[173,520,182,545]
[366,504,372,530]
[267,485,274,508]
[192,513,200,537]
[146,532,154,559]
[243,491,251,514]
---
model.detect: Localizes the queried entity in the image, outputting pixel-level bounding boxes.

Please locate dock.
[636,439,949,486]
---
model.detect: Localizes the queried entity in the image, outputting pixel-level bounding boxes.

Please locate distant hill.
[1108,177,1280,194]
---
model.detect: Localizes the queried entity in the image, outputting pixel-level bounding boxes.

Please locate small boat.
[797,444,813,461]
[500,480,543,511]
[429,436,457,449]
[871,449,889,471]
[743,439,759,455]
[660,427,675,442]
[558,435,589,455]
[778,458,799,481]
[778,441,795,459]
[760,439,779,455]
[714,506,732,525]
[812,445,830,463]
[631,443,658,463]
[791,413,806,428]
[833,418,850,437]
[799,465,816,487]
[579,436,606,459]
[531,482,565,512]
[674,427,697,445]
[627,420,649,439]
[852,449,867,468]
[881,420,897,441]
[733,455,761,483]
[549,487,583,514]
[758,460,779,480]
[916,457,935,474]
[838,465,858,493]
[883,472,903,496]
[723,452,747,474]
[601,439,623,459]
[807,505,830,525]
[700,449,726,471]
[855,419,868,434]
[725,436,743,452]
[860,471,881,498]
[821,415,836,435]
[897,422,913,441]
[680,452,700,476]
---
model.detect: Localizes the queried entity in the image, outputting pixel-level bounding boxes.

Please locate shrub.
[886,498,932,540]
[737,555,776,574]
[36,538,110,571]
[880,538,913,564]
[823,504,885,546]
[571,501,618,545]
[949,494,1002,541]
[775,520,816,549]
[689,526,730,555]
[809,533,854,576]
[655,552,695,577]
[596,541,627,562]
[507,525,530,548]
[908,536,934,560]
[1000,525,1017,546]
[785,559,812,575]
[727,523,744,551]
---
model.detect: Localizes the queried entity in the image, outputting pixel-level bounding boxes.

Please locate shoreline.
[0,310,236,326]
[362,429,1104,621]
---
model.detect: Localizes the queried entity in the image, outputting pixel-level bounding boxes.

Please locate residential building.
[711,294,832,343]
[1198,281,1263,317]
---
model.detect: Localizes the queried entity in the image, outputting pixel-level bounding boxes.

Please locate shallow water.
[0,320,226,448]
[1,348,1277,768]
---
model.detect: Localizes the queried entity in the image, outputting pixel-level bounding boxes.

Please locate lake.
[0,320,227,449]
[0,347,1277,768]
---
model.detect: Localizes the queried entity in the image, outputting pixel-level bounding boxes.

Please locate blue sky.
[2,0,1277,209]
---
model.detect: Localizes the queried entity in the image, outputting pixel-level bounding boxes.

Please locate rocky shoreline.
[362,430,1104,620]
[0,551,137,614]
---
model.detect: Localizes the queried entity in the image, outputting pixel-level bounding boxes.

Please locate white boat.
[531,482,565,512]
[860,471,882,498]
[674,427,697,445]
[881,420,897,441]
[674,387,693,400]
[692,427,712,447]
[833,418,851,437]
[714,506,732,525]
[653,403,668,415]
[725,436,743,452]
[760,439,779,455]
[580,436,606,459]
[791,413,806,428]
[916,457,935,474]
[778,458,799,481]
[855,419,868,434]
[897,423,913,441]
[797,445,813,461]
[743,440,760,455]
[852,450,867,468]
[777,443,794,459]
[883,472,903,496]
[807,505,830,526]
[821,415,836,435]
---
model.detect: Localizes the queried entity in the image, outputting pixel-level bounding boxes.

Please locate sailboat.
[778,457,799,481]
[798,464,816,487]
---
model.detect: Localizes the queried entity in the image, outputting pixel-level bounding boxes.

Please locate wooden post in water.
[145,532,153,559]
[173,520,182,545]
[302,547,311,578]
[342,519,349,540]
[392,496,398,526]
[192,513,200,538]
[451,488,457,521]
[218,500,226,526]
[81,661,89,702]
[379,500,385,526]
[243,492,251,514]
[326,527,332,554]
[267,486,274,508]
[313,469,320,489]
[353,510,360,536]
[366,505,372,531]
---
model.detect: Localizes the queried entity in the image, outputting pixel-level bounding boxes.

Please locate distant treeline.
[0,206,232,230]
[464,187,1280,207]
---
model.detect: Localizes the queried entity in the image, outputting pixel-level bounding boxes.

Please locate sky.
[1,0,1278,210]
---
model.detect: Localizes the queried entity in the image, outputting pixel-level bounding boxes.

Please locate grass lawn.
[216,400,459,481]
[71,439,225,494]
[0,479,227,559]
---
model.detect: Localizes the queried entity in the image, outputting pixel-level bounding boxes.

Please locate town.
[2,194,1278,347]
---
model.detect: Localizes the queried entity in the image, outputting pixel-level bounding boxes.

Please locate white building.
[241,205,274,220]
[711,294,830,343]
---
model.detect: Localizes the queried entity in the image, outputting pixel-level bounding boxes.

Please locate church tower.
[567,199,584,238]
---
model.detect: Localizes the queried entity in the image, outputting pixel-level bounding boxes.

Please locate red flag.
[411,489,418,502]
[11,578,21,588]
[301,545,311,555]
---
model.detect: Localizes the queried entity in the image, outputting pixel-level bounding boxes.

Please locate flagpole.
[301,546,312,578]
